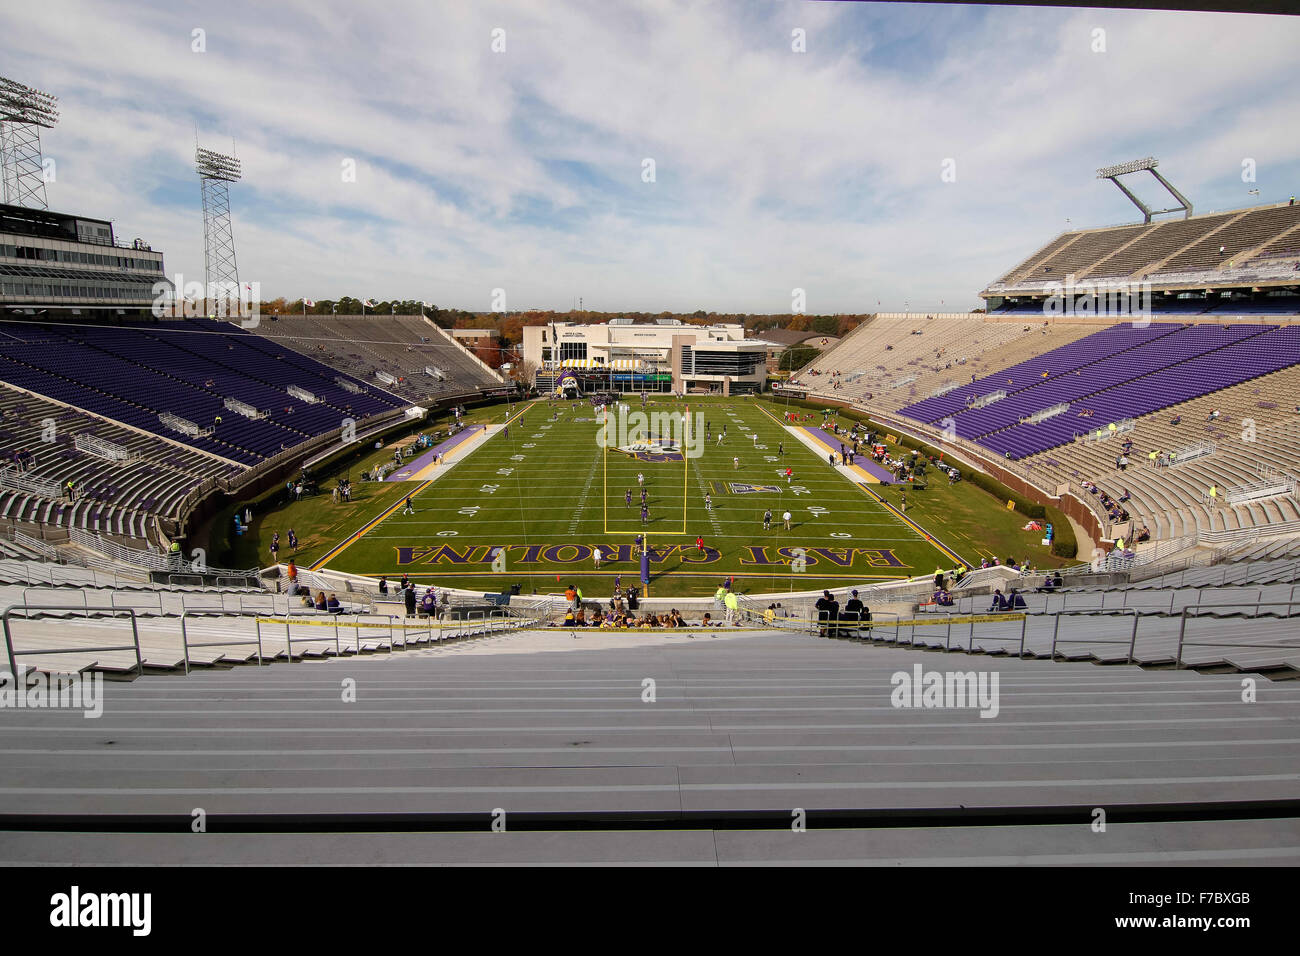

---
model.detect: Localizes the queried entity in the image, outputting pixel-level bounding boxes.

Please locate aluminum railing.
[1176,601,1300,669]
[3,604,142,678]
[1049,608,1140,663]
[942,584,1292,616]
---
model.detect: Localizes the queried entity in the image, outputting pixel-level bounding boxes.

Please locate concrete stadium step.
[4,818,1297,866]
[1,634,1296,844]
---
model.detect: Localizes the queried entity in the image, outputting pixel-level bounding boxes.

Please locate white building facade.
[522,318,770,395]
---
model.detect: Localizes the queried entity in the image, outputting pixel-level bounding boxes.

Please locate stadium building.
[0,202,168,316]
[523,317,769,396]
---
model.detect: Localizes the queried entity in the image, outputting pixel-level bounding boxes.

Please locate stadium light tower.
[0,76,60,209]
[1096,157,1193,223]
[195,145,242,311]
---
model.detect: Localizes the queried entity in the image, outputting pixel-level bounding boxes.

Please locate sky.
[3,0,1299,313]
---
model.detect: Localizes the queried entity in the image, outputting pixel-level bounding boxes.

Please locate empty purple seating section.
[901,323,1182,423]
[981,325,1300,458]
[897,322,1300,460]
[0,319,406,466]
[949,324,1264,440]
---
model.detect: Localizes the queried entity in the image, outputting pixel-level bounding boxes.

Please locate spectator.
[814,590,836,637]
[314,592,328,611]
[378,576,388,596]
[404,584,417,617]
[327,593,342,614]
[843,590,864,630]
[988,589,1009,612]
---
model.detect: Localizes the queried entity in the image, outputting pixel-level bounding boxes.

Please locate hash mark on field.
[567,451,601,535]
[693,464,722,535]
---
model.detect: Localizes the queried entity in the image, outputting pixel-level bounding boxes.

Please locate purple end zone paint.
[803,426,896,483]
[386,425,486,481]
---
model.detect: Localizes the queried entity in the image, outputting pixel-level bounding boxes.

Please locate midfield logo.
[596,407,705,460]
[728,482,781,494]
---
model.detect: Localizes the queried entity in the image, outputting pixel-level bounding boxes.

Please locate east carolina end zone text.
[395,544,908,568]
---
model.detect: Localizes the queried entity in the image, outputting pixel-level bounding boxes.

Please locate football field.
[316,396,964,597]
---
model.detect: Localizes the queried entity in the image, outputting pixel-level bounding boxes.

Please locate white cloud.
[4,0,1298,312]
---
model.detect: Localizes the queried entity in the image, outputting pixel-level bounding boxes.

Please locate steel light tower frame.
[1096,157,1193,223]
[195,146,242,312]
[0,76,60,209]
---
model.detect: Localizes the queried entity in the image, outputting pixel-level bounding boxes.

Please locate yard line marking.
[310,480,433,570]
[567,449,601,535]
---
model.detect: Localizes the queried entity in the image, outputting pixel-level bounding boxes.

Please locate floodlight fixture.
[1095,157,1158,180]
[1095,156,1192,223]
[0,76,60,127]
[196,147,242,183]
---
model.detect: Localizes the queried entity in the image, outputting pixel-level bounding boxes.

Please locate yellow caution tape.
[893,612,1025,627]
[255,616,451,629]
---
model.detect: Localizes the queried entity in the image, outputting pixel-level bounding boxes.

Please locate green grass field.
[299,395,1030,597]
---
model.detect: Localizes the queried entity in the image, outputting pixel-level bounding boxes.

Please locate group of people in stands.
[929,565,971,606]
[566,607,695,628]
[376,575,449,618]
[988,588,1029,611]
[812,589,871,637]
[1080,480,1130,522]
[298,590,344,613]
[10,447,37,473]
[976,556,1036,575]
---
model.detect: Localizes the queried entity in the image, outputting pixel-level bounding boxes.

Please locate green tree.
[779,344,821,371]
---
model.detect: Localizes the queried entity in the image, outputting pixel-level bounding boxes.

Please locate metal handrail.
[3,604,142,678]
[1050,608,1141,663]
[180,608,266,675]
[1175,601,1300,669]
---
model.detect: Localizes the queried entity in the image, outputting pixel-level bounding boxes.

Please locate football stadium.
[0,2,1298,894]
